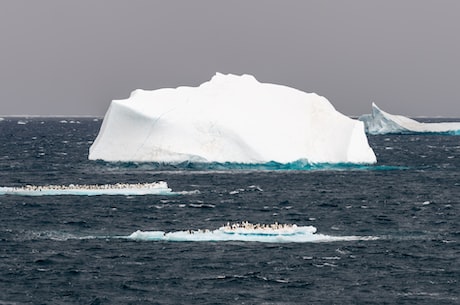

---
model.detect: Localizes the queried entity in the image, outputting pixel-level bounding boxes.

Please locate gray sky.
[1,0,459,117]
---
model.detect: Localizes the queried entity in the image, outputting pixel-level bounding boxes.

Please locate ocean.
[0,118,458,304]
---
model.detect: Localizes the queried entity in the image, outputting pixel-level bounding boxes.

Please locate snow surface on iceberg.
[359,103,460,135]
[89,73,376,164]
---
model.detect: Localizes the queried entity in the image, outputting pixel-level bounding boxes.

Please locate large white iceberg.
[359,103,460,135]
[89,73,376,164]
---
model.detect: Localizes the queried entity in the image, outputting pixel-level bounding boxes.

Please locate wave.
[0,181,199,196]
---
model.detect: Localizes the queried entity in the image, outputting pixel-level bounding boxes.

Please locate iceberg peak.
[200,73,260,91]
[210,72,257,83]
[89,73,377,164]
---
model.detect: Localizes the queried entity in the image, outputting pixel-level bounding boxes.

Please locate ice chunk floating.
[127,222,378,243]
[89,73,376,164]
[359,103,460,135]
[0,181,193,196]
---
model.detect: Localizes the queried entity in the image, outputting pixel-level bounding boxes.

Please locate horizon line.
[2,114,460,119]
[0,114,104,118]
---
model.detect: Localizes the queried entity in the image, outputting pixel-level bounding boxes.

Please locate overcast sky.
[1,1,459,117]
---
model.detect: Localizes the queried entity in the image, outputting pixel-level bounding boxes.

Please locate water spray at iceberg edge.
[0,181,199,196]
[123,222,380,243]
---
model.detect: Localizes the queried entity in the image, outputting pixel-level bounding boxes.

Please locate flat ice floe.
[127,222,378,243]
[0,181,196,196]
[359,103,460,135]
[89,73,376,164]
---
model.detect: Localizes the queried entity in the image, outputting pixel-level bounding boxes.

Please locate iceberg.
[89,73,376,164]
[126,222,378,243]
[0,182,198,196]
[359,103,460,135]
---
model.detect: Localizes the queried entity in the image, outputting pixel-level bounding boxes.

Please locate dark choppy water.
[0,118,459,304]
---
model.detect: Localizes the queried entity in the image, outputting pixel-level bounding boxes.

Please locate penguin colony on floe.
[9,182,166,192]
[221,221,298,231]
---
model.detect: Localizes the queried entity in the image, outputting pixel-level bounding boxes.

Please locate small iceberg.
[359,103,460,135]
[127,221,378,243]
[0,181,196,196]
